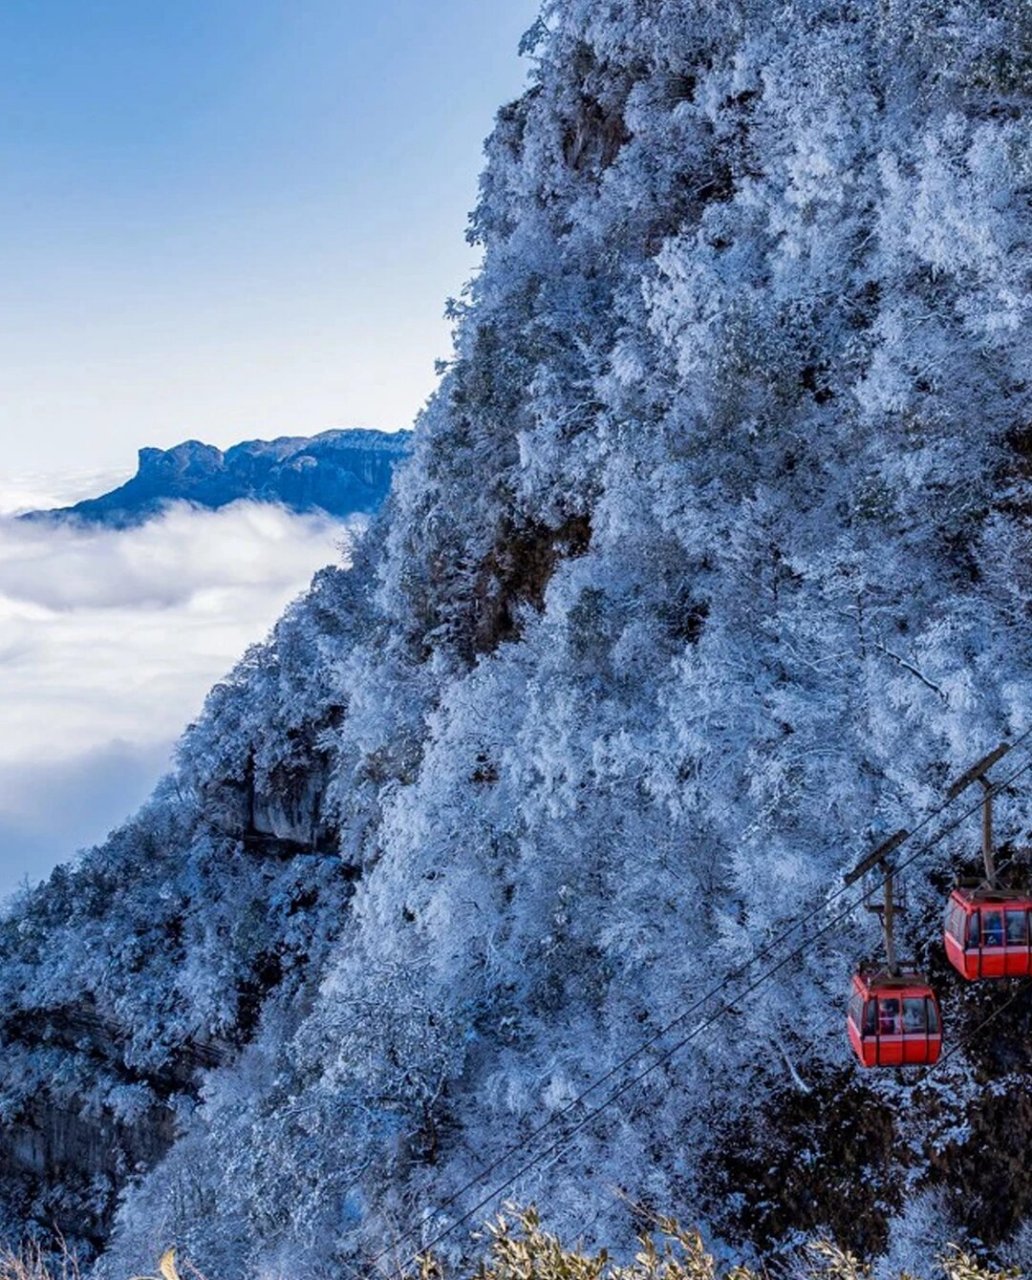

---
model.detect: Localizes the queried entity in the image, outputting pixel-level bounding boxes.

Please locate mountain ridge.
[22,428,412,528]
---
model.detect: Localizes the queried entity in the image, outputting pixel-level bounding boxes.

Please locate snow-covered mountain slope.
[2,0,1032,1274]
[23,429,411,528]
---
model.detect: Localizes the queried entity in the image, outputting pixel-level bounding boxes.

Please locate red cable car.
[847,969,942,1067]
[941,745,1032,981]
[844,831,943,1068]
[944,887,1032,980]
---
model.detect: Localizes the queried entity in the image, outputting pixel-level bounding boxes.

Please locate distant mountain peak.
[24,427,412,529]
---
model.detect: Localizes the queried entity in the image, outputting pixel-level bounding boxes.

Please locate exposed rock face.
[202,757,339,852]
[0,1099,176,1211]
[0,1116,169,1254]
[24,428,412,528]
[0,1001,222,1244]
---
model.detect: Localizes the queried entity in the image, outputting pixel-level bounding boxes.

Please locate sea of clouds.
[0,473,353,901]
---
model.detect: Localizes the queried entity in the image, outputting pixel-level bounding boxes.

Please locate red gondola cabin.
[847,970,942,1067]
[944,887,1032,980]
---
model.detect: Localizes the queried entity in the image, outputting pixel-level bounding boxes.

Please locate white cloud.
[0,468,133,517]
[0,484,353,899]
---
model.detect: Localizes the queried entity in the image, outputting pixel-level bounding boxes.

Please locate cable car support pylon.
[946,742,1011,889]
[845,828,909,975]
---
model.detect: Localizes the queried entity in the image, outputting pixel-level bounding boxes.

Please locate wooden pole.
[979,776,997,887]
[883,866,898,976]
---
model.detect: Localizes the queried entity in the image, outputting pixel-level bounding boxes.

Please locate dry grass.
[0,1240,81,1280]
[129,1248,208,1280]
[424,1208,1025,1280]
[0,1243,208,1280]
[0,1210,1024,1280]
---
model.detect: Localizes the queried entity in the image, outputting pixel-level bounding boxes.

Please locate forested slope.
[1,0,1031,1275]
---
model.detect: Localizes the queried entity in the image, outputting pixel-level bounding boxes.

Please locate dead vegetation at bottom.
[0,1209,1024,1280]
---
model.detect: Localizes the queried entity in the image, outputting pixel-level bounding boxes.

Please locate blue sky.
[1,0,539,471]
